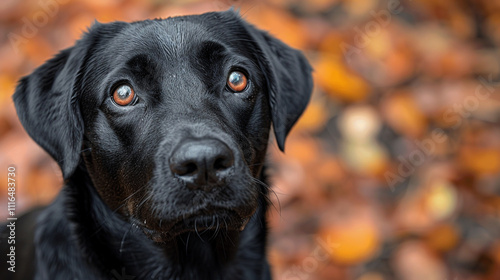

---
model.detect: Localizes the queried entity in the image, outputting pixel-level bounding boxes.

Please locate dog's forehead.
[105,17,229,61]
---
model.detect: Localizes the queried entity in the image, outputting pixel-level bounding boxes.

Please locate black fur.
[0,10,312,280]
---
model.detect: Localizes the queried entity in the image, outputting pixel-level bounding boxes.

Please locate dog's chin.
[139,210,252,243]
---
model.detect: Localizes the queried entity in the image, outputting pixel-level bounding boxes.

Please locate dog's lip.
[139,209,251,243]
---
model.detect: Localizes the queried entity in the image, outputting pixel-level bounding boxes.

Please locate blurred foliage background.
[1,0,500,279]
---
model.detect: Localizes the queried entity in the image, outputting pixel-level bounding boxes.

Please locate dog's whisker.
[185,232,191,255]
[209,215,219,240]
[194,219,202,241]
[266,187,282,217]
[79,147,92,153]
[135,192,152,217]
[224,217,237,248]
[87,186,151,238]
[220,223,227,260]
[240,4,259,19]
[121,185,149,205]
[215,216,220,237]
[251,177,270,189]
[246,161,269,167]
[250,177,282,216]
[119,224,133,256]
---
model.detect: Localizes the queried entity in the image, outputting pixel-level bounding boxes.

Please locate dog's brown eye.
[113,84,135,106]
[227,71,247,92]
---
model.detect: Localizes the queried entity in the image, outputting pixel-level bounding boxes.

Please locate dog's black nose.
[170,138,234,190]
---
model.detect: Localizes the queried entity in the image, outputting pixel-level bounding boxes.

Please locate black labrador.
[0,10,312,280]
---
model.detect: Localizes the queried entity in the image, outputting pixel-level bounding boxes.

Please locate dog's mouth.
[138,209,251,243]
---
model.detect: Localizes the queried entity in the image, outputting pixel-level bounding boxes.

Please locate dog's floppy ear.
[14,46,85,180]
[13,22,127,179]
[241,19,313,151]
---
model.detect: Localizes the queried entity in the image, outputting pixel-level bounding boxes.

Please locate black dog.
[0,10,312,280]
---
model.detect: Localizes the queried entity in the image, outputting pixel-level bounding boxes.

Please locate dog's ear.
[241,18,313,151]
[14,46,85,180]
[13,22,127,179]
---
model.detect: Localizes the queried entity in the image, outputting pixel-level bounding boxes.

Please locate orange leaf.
[293,99,329,132]
[381,92,427,138]
[459,147,500,175]
[242,5,308,50]
[425,224,459,253]
[314,54,371,102]
[319,218,380,265]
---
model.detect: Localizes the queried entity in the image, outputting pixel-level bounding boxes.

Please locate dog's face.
[79,16,275,240]
[13,11,312,242]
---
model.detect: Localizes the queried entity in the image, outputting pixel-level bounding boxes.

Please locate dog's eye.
[113,84,135,106]
[227,71,248,92]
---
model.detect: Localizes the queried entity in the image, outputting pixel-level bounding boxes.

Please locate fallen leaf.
[314,54,371,102]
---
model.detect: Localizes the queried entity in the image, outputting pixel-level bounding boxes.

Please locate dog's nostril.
[180,162,198,176]
[170,160,196,176]
[185,162,198,175]
[213,156,233,171]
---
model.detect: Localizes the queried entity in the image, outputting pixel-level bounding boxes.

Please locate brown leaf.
[381,92,428,138]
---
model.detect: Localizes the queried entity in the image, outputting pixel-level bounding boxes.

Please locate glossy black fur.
[0,10,312,280]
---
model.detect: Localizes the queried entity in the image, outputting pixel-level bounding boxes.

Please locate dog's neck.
[44,163,269,279]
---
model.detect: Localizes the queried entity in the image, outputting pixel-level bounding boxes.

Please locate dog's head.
[13,10,312,241]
